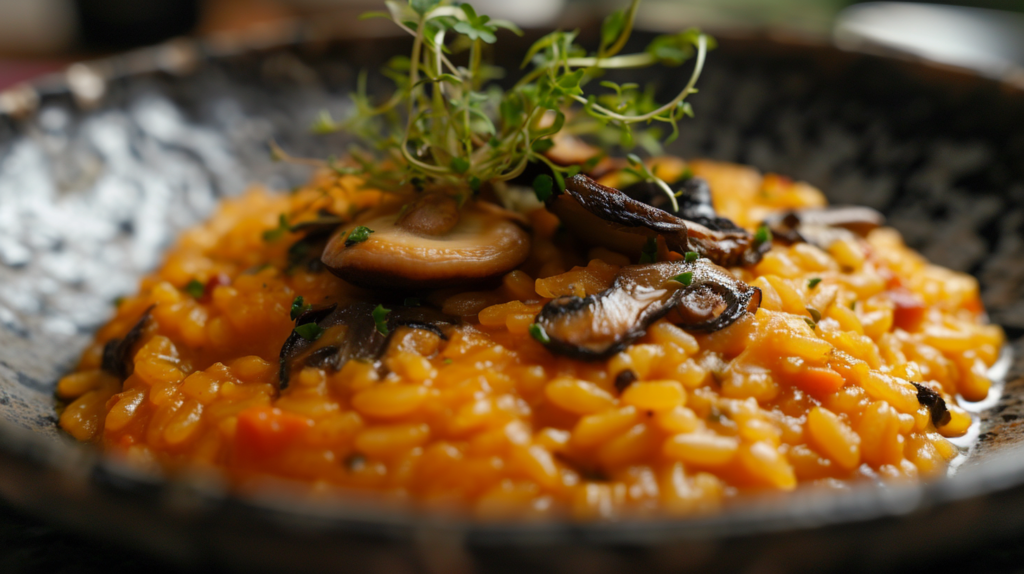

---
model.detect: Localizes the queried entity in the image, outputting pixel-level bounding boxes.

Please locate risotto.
[56,156,1004,519]
[53,0,1005,520]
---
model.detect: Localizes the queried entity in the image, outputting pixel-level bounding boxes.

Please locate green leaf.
[404,297,421,306]
[490,19,523,36]
[533,174,554,202]
[754,225,773,245]
[410,0,440,16]
[684,251,699,263]
[601,9,626,51]
[670,271,693,286]
[528,323,550,344]
[373,304,392,336]
[469,176,482,192]
[358,11,391,20]
[807,277,822,289]
[531,139,554,153]
[345,226,375,247]
[262,214,290,242]
[310,110,338,134]
[290,296,312,321]
[184,279,205,299]
[451,157,470,173]
[639,237,658,264]
[294,323,323,341]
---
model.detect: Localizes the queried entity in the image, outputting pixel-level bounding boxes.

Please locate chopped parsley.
[344,226,375,247]
[639,236,658,263]
[684,251,699,263]
[532,174,554,202]
[290,296,312,321]
[184,279,205,299]
[528,323,551,344]
[262,214,290,242]
[372,304,391,336]
[294,323,323,341]
[670,271,694,286]
[753,225,772,245]
[807,277,822,289]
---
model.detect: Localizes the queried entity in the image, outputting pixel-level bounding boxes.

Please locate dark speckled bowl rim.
[2,24,1024,570]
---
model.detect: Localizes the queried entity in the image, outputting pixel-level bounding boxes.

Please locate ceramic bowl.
[0,28,1023,573]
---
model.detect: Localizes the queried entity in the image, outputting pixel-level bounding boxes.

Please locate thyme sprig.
[317,0,711,208]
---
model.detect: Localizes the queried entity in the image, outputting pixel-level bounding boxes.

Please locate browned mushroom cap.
[764,206,885,249]
[549,174,767,267]
[321,200,531,290]
[533,258,762,360]
[279,302,455,388]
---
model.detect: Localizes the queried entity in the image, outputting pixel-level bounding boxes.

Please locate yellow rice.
[57,157,1004,519]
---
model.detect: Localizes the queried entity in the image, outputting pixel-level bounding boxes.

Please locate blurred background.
[1,0,1024,90]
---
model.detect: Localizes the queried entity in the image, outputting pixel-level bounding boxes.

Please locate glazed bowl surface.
[1,29,1023,573]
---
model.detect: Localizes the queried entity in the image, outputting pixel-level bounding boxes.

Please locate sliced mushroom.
[533,259,762,360]
[101,305,154,380]
[549,174,768,267]
[764,206,884,249]
[279,302,455,388]
[322,200,531,290]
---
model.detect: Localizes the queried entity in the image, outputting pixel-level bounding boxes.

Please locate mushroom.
[911,382,952,427]
[101,305,154,380]
[764,206,884,250]
[533,258,762,360]
[547,174,768,267]
[321,195,531,290]
[279,302,455,388]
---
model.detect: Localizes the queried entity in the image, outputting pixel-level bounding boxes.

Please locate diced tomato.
[888,287,926,332]
[235,406,313,459]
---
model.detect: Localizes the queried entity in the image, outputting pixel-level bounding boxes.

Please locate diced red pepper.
[235,406,313,459]
[888,287,927,332]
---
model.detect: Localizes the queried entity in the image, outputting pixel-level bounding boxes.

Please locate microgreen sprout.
[313,0,710,201]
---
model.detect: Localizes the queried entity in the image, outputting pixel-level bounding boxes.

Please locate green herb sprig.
[316,0,710,208]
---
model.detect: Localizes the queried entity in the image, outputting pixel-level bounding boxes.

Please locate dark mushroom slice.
[911,382,952,427]
[533,259,762,360]
[278,302,455,389]
[101,305,155,380]
[322,198,531,290]
[764,206,884,250]
[549,174,766,267]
